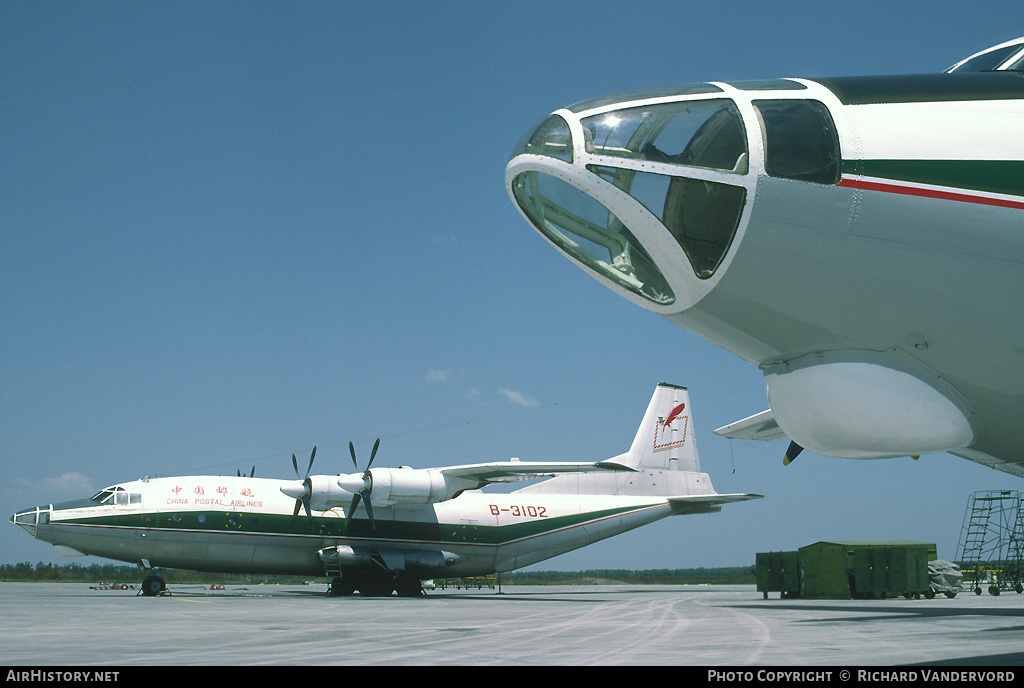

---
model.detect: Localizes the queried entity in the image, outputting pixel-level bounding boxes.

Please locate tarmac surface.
[1,582,1022,666]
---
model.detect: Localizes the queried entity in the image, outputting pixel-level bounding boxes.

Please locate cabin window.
[754,100,840,184]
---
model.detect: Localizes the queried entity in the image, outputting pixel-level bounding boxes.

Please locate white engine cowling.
[305,474,357,512]
[288,467,473,512]
[362,467,465,505]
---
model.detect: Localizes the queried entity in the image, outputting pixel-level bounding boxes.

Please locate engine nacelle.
[363,466,466,506]
[305,474,356,512]
[290,467,474,512]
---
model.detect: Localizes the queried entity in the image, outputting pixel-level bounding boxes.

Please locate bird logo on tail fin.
[653,403,688,452]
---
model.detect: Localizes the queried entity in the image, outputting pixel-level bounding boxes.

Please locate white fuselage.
[506,72,1024,475]
[12,475,674,577]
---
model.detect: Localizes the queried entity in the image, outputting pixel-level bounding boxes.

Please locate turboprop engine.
[279,439,636,529]
[279,467,471,512]
[335,466,470,507]
[278,440,478,530]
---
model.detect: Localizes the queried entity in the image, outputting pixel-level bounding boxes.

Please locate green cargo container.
[757,541,937,599]
[799,541,935,599]
[756,550,800,598]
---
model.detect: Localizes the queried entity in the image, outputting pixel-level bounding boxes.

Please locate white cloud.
[425,368,452,383]
[500,387,540,407]
[3,472,95,501]
[41,472,95,496]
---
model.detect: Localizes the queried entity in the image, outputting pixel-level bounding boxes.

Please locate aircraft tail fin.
[618,382,701,472]
[515,383,753,500]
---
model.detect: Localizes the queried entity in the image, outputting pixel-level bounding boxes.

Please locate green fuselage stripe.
[53,503,662,547]
[843,159,1024,199]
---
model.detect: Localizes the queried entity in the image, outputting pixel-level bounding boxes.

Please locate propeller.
[345,438,380,530]
[237,466,255,477]
[289,446,317,530]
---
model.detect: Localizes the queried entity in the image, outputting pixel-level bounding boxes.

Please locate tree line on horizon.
[0,561,757,585]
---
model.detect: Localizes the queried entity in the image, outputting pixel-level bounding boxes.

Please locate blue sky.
[3,1,1022,571]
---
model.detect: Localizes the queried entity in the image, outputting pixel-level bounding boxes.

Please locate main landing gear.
[139,574,167,596]
[328,572,424,598]
[138,560,168,597]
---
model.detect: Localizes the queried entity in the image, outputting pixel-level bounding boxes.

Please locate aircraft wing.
[439,460,635,489]
[713,409,786,442]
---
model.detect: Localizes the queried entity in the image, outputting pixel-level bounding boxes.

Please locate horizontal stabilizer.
[714,409,786,441]
[668,492,763,515]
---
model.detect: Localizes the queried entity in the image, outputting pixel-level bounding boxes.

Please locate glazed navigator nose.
[505,86,752,313]
[10,505,48,537]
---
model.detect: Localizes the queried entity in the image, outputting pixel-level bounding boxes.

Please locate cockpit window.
[1005,53,1024,72]
[754,100,840,184]
[90,486,140,505]
[91,487,120,503]
[582,99,747,173]
[510,170,675,304]
[726,79,807,91]
[566,84,722,113]
[510,114,573,162]
[947,44,1023,73]
[588,166,745,279]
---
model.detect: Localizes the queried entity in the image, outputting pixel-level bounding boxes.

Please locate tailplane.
[516,383,760,507]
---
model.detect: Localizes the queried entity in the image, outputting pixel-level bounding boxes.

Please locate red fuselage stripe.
[838,177,1024,211]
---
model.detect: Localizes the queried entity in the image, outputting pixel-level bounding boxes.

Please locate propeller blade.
[368,438,380,471]
[302,494,313,528]
[362,490,375,531]
[346,439,380,530]
[250,466,255,478]
[306,446,317,477]
[783,441,804,466]
[288,446,316,531]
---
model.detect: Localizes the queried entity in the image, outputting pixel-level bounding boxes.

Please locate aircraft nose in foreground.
[505,85,769,314]
[505,67,1024,468]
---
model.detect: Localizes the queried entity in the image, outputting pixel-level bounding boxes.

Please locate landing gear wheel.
[328,577,355,597]
[360,576,394,597]
[395,575,424,597]
[141,575,166,597]
[989,585,1001,596]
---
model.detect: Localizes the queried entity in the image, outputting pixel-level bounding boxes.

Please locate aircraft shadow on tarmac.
[907,652,1024,666]
[729,601,1024,623]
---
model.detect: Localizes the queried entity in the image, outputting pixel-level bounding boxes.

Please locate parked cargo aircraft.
[10,384,759,596]
[505,36,1024,477]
